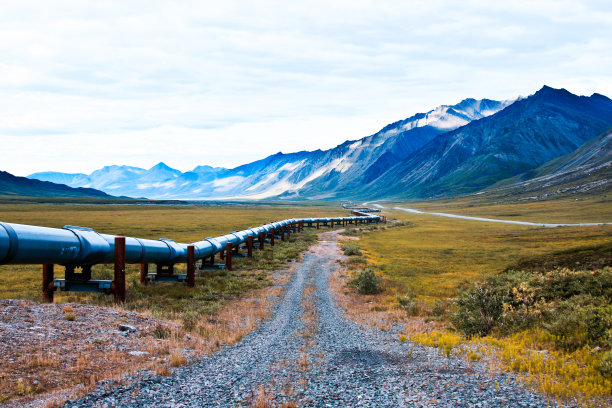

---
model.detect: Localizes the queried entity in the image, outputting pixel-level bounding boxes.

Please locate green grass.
[389,196,612,224]
[0,204,337,331]
[360,207,612,298]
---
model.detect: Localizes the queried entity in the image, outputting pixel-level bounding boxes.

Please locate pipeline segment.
[0,215,381,268]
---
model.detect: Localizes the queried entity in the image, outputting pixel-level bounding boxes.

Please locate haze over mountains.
[26,86,612,201]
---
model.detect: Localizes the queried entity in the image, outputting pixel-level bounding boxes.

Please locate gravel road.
[64,231,560,407]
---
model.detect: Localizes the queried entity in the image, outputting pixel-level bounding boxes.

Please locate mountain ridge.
[0,170,115,198]
[29,96,513,199]
[365,86,612,199]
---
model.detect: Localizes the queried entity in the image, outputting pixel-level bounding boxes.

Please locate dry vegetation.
[0,203,341,405]
[335,198,612,407]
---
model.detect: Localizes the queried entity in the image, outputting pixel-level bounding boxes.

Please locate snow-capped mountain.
[365,86,612,199]
[29,97,514,199]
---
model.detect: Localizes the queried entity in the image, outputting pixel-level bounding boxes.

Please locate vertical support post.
[247,235,253,257]
[225,242,232,271]
[270,230,275,246]
[42,264,54,303]
[187,245,195,287]
[316,220,320,229]
[140,263,149,285]
[281,226,285,241]
[113,236,126,305]
[331,219,334,228]
[287,225,290,239]
[259,231,265,250]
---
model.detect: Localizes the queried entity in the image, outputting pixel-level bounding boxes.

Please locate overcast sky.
[2,0,611,176]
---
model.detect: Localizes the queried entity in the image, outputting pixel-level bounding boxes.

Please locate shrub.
[341,228,360,237]
[545,298,612,350]
[397,294,420,316]
[341,243,362,256]
[349,268,382,295]
[431,299,449,317]
[452,283,506,337]
[596,351,612,378]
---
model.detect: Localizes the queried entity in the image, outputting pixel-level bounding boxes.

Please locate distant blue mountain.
[28,87,612,200]
[29,97,513,199]
[0,170,113,198]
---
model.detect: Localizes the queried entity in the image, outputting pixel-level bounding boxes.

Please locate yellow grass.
[360,204,612,298]
[0,203,343,301]
[386,196,612,224]
[354,198,612,407]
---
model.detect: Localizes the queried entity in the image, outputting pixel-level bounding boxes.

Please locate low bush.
[341,243,362,256]
[452,283,507,337]
[341,228,360,237]
[349,268,382,295]
[452,267,612,346]
[397,293,420,316]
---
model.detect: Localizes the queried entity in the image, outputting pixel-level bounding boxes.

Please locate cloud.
[0,0,611,175]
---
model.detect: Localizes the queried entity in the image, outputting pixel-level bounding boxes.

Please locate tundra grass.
[353,202,612,406]
[359,210,612,298]
[0,204,340,308]
[0,203,337,403]
[385,196,612,224]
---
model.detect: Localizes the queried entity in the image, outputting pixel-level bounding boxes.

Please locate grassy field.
[382,196,612,224]
[347,198,612,406]
[0,202,347,403]
[0,203,343,302]
[360,198,612,298]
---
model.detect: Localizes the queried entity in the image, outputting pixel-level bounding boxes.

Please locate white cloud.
[0,0,611,176]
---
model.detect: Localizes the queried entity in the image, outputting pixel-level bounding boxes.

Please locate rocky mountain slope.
[368,86,612,199]
[484,128,612,200]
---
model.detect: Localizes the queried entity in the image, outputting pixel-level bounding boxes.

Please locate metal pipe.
[0,215,381,268]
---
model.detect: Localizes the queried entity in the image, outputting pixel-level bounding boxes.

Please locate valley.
[0,198,610,406]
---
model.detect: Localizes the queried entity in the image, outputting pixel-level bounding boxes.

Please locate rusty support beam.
[316,220,319,229]
[225,242,232,271]
[270,229,275,246]
[140,263,149,285]
[113,236,126,304]
[281,226,285,241]
[42,263,54,303]
[247,235,253,257]
[187,245,195,287]
[259,231,265,250]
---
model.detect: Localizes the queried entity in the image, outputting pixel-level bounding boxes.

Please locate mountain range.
[0,171,113,198]
[25,86,612,201]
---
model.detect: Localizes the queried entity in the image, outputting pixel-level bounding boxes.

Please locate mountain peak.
[534,85,573,98]
[149,162,176,172]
